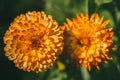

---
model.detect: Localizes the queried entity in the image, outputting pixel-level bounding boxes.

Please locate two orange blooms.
[3,11,114,73]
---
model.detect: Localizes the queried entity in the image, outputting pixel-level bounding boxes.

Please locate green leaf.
[103,0,112,3]
[95,0,112,6]
[99,10,115,28]
[45,0,89,24]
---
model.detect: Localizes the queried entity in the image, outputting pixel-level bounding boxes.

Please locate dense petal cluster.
[64,13,114,70]
[3,11,64,72]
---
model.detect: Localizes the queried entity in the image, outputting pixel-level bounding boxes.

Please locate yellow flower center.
[31,38,41,50]
[81,38,90,46]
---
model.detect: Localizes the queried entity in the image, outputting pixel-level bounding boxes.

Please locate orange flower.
[3,11,64,72]
[64,13,114,70]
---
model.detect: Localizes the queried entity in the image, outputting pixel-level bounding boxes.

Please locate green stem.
[85,0,88,13]
[80,67,91,80]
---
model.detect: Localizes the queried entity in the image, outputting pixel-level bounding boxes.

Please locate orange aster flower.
[3,11,64,72]
[64,13,114,70]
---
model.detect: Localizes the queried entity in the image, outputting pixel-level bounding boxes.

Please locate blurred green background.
[0,0,120,80]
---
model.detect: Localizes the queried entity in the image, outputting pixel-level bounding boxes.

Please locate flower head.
[64,13,114,70]
[3,11,64,72]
